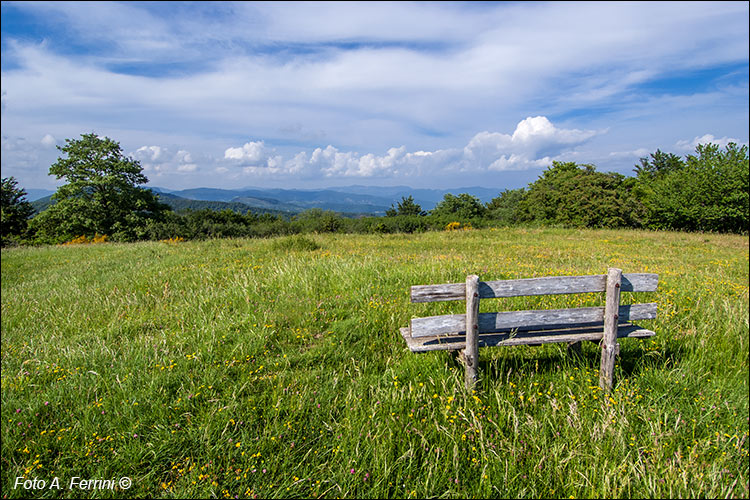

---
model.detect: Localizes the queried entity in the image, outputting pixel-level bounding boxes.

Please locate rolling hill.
[29,185,506,217]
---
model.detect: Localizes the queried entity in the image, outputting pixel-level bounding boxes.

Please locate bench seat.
[400,323,655,353]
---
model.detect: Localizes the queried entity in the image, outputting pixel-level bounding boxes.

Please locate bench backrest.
[409,272,658,338]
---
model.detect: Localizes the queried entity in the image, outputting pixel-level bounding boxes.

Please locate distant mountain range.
[25,189,56,201]
[149,185,505,215]
[30,185,506,217]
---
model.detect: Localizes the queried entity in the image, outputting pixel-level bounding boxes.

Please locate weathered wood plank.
[400,324,656,353]
[410,283,464,303]
[410,273,658,303]
[464,275,480,389]
[410,303,657,338]
[622,273,659,293]
[600,268,622,392]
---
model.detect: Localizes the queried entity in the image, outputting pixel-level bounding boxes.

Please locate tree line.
[2,133,748,246]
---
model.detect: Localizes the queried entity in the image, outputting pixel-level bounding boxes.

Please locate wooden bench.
[399,268,658,391]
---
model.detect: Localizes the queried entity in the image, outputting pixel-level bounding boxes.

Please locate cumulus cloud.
[305,145,410,177]
[40,134,57,148]
[675,134,747,152]
[224,141,268,163]
[176,150,192,163]
[463,116,601,171]
[2,2,746,192]
[135,145,164,162]
[132,145,200,175]
[460,117,601,171]
[175,150,197,171]
[224,141,289,175]
[515,117,599,146]
[219,116,602,181]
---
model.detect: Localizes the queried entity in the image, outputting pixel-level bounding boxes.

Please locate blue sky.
[1,1,748,192]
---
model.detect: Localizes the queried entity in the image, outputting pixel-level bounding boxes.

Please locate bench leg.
[599,268,622,393]
[464,275,480,390]
[452,350,477,387]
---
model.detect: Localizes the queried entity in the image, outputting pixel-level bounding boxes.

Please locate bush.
[635,143,748,233]
[517,162,642,228]
[486,188,526,225]
[271,235,321,252]
[61,234,109,245]
[292,208,342,233]
[431,193,486,220]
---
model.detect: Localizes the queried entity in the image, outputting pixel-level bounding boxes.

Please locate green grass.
[2,228,748,498]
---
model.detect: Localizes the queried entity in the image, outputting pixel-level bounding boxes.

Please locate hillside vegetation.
[2,228,748,498]
[4,135,747,247]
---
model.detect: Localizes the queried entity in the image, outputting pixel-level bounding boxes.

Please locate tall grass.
[2,228,748,498]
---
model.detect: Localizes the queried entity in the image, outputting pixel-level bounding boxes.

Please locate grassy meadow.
[1,228,748,498]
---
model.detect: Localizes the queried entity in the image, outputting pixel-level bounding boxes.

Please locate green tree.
[431,193,486,220]
[486,188,526,225]
[386,195,425,217]
[1,176,35,245]
[687,142,749,233]
[634,149,684,180]
[517,161,642,228]
[292,208,342,233]
[29,133,170,242]
[635,143,749,232]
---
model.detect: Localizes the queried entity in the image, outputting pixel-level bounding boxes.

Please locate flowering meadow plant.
[2,228,748,498]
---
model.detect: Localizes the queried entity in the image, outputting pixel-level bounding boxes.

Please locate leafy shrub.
[292,208,342,233]
[444,221,472,231]
[517,161,642,228]
[271,235,321,252]
[431,193,486,220]
[61,234,109,245]
[486,188,526,225]
[160,236,184,244]
[635,143,748,233]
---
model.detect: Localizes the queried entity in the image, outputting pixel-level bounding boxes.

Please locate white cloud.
[302,145,411,177]
[132,145,200,176]
[513,116,599,146]
[40,134,57,148]
[218,116,602,181]
[675,134,747,152]
[224,141,268,163]
[463,116,602,171]
[609,148,651,159]
[1,2,746,190]
[176,150,192,163]
[136,145,164,162]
